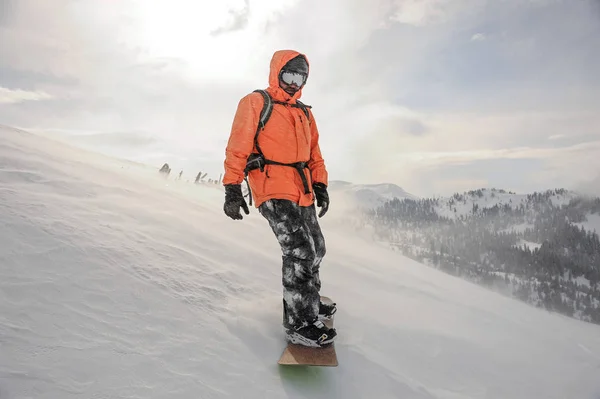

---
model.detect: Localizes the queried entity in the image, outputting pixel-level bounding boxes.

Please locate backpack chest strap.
[242,89,314,205]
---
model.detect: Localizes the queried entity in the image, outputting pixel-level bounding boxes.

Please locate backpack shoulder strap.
[252,89,273,130]
[271,97,312,121]
[251,89,273,156]
[295,100,311,120]
[250,90,312,144]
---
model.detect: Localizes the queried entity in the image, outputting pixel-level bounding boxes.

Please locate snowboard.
[277,296,338,367]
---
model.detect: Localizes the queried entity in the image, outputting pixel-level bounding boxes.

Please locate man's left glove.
[223,184,249,220]
[313,182,329,218]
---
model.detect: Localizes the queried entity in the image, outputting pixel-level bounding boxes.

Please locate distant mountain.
[360,187,600,325]
[328,180,417,210]
[427,187,578,221]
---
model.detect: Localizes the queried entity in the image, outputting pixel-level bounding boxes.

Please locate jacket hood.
[267,49,309,103]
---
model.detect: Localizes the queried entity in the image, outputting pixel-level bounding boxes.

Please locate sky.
[1,0,599,197]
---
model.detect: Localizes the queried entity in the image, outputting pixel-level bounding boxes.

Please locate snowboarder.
[222,49,337,347]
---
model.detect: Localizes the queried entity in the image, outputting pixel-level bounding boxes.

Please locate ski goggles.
[280,71,307,87]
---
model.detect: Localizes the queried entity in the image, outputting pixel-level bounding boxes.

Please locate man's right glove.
[223,184,249,220]
[312,182,329,218]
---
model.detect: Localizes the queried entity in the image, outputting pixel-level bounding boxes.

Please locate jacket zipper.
[299,114,309,144]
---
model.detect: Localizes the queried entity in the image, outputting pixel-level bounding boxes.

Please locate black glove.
[224,184,249,220]
[312,182,329,218]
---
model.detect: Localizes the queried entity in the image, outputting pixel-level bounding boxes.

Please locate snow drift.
[1,125,600,399]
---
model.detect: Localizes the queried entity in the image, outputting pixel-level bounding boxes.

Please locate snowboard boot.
[318,300,337,321]
[285,319,337,348]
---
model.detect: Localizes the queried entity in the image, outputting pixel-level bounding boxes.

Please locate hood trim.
[266,49,310,103]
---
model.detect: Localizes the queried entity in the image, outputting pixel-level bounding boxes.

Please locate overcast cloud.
[1,0,599,196]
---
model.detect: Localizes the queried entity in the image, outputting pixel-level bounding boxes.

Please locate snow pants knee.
[258,199,326,329]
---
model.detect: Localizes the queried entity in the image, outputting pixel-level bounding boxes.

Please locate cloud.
[0,86,52,104]
[548,134,566,141]
[0,0,17,26]
[210,0,250,36]
[402,141,600,167]
[429,178,490,195]
[390,0,485,27]
[576,174,600,197]
[400,118,430,136]
[471,33,486,41]
[0,0,598,197]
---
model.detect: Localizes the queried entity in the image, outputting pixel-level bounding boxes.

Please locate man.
[222,49,337,347]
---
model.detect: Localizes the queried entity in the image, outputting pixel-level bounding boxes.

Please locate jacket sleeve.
[223,94,261,185]
[307,108,328,186]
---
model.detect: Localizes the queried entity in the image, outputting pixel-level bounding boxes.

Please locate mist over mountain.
[328,180,418,210]
[360,187,600,325]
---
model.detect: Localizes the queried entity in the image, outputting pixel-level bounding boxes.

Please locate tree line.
[361,188,600,324]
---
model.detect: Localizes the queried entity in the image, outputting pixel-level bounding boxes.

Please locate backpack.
[243,89,312,205]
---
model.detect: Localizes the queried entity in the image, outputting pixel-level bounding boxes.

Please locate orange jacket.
[223,50,328,208]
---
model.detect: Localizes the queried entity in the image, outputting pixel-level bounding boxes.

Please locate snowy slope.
[328,180,417,210]
[1,126,600,399]
[432,188,578,221]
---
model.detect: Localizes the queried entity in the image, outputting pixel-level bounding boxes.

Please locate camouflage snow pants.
[258,199,326,329]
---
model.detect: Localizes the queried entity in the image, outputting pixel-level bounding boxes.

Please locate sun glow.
[128,0,298,80]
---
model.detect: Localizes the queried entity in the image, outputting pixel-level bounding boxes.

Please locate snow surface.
[503,222,534,234]
[516,239,542,251]
[1,125,600,399]
[574,276,592,289]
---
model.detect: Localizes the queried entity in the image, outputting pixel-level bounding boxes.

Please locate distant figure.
[159,163,171,176]
[177,170,183,180]
[195,172,208,183]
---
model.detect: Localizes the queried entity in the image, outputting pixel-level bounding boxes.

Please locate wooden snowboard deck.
[278,296,338,367]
